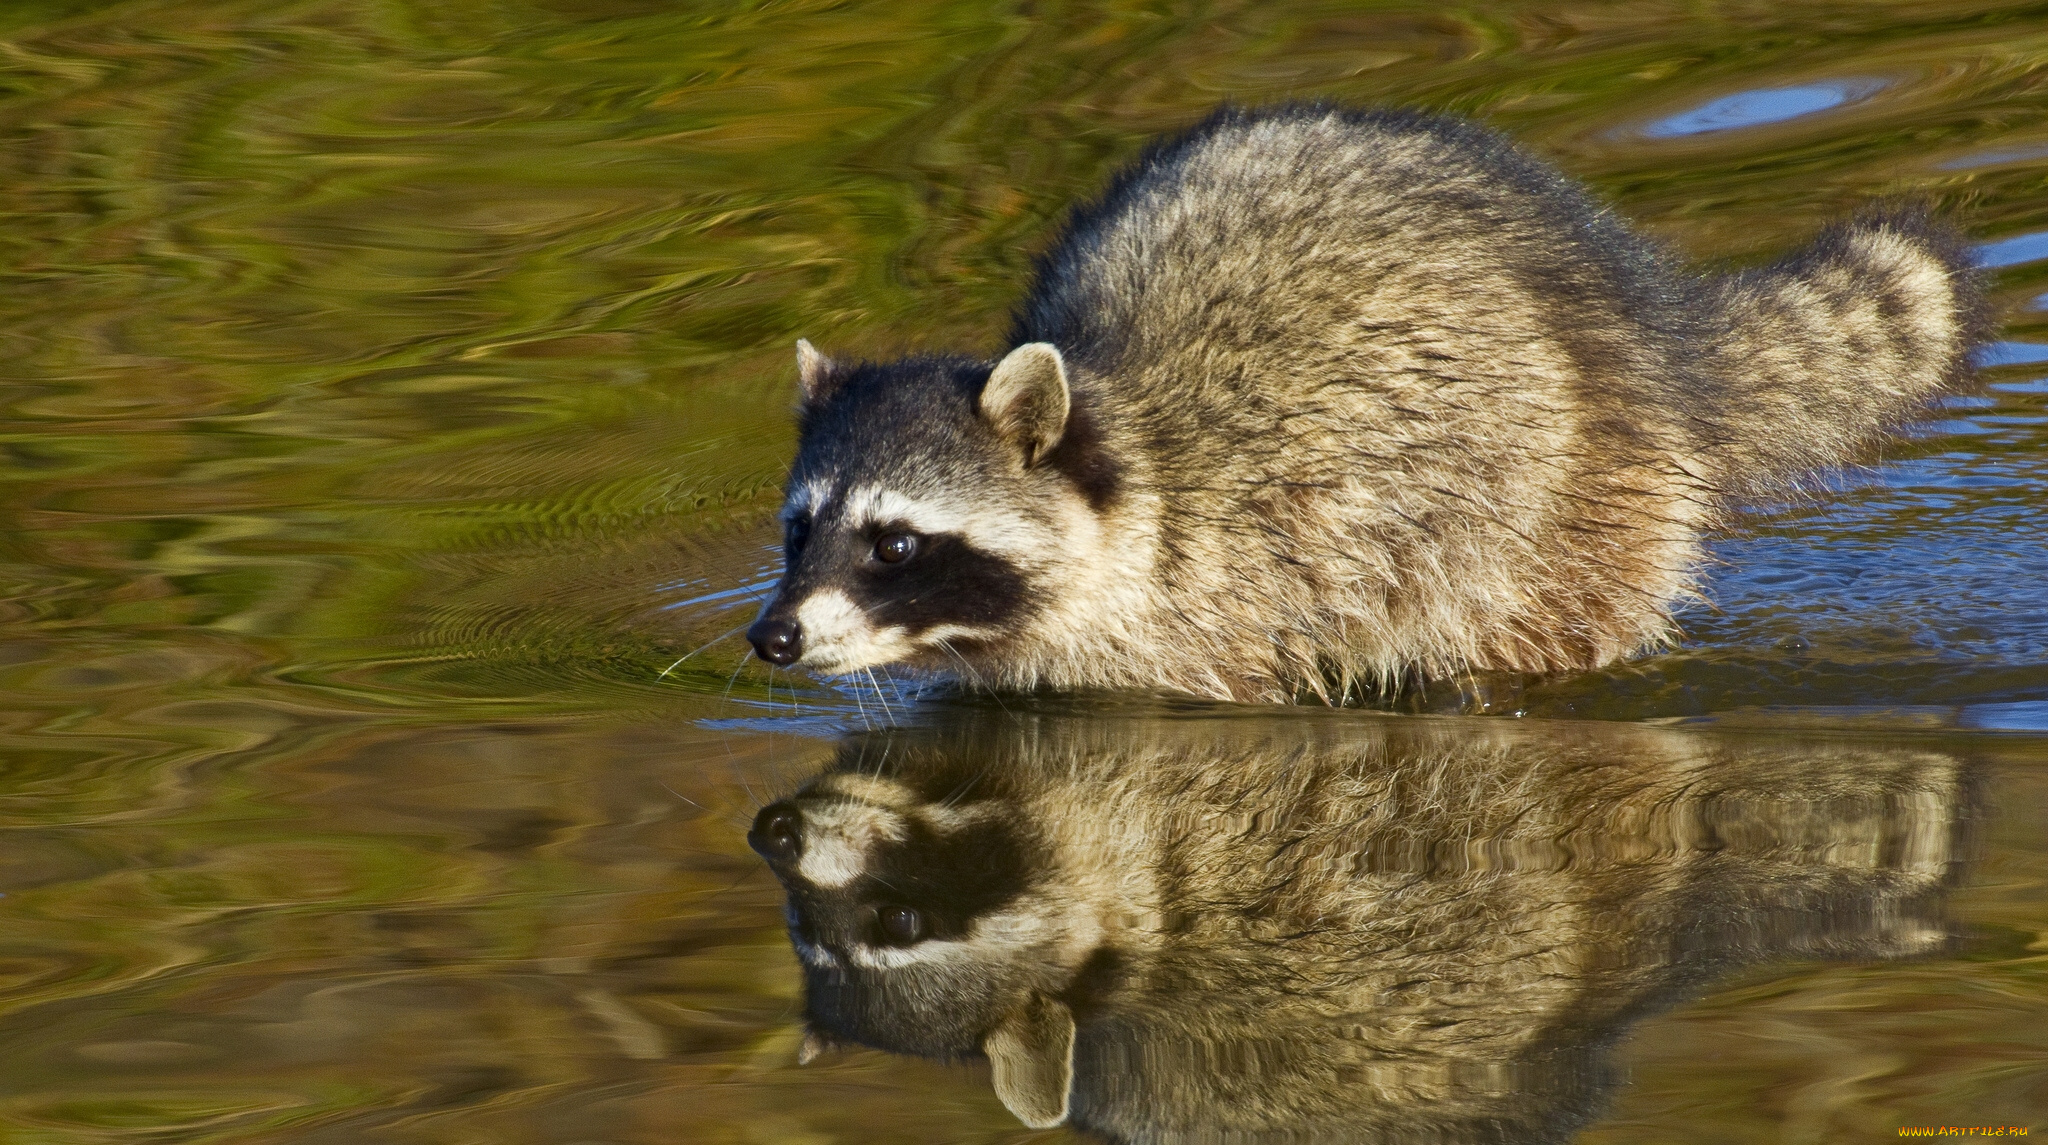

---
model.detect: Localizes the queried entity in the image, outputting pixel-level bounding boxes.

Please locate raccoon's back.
[1013,104,1688,397]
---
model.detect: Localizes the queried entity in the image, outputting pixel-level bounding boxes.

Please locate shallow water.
[2,0,2047,1141]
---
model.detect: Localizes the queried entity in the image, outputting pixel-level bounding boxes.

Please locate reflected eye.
[785,517,810,556]
[874,533,918,563]
[878,905,925,945]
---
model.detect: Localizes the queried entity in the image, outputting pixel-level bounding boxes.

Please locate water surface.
[3,1,2047,1141]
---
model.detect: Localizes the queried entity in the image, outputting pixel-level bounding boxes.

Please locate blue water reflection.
[1973,341,2048,368]
[1960,701,2048,731]
[1642,80,1879,137]
[1974,229,2048,268]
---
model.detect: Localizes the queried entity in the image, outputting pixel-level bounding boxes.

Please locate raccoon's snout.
[750,804,803,863]
[748,617,802,665]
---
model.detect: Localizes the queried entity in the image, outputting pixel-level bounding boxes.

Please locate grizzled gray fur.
[747,104,1986,702]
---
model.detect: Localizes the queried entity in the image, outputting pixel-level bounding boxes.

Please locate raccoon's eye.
[784,517,810,556]
[874,533,918,564]
[877,905,925,945]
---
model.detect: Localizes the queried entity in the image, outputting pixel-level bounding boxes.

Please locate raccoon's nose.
[749,805,803,863]
[748,618,802,665]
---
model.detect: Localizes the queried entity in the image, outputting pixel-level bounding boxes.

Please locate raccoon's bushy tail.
[1701,210,1988,497]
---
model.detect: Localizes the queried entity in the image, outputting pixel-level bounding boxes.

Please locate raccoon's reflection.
[749,716,1972,1143]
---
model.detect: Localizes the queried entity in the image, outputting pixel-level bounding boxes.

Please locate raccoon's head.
[745,340,1120,677]
[748,770,1100,1128]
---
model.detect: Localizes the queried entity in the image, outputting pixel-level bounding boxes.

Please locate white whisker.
[863,666,897,727]
[659,782,703,811]
[658,622,750,680]
[844,672,873,730]
[936,637,1013,719]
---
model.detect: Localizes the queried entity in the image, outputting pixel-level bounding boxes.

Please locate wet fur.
[769,104,1987,702]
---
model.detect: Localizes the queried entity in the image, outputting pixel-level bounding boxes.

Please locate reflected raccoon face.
[748,773,1070,1058]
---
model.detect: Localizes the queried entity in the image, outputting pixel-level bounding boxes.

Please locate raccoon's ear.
[983,993,1075,1129]
[795,338,840,405]
[979,343,1070,467]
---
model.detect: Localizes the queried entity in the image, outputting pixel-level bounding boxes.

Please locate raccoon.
[750,715,1971,1141]
[743,104,1986,703]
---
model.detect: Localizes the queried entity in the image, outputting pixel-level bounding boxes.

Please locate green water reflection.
[2,0,2046,1140]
